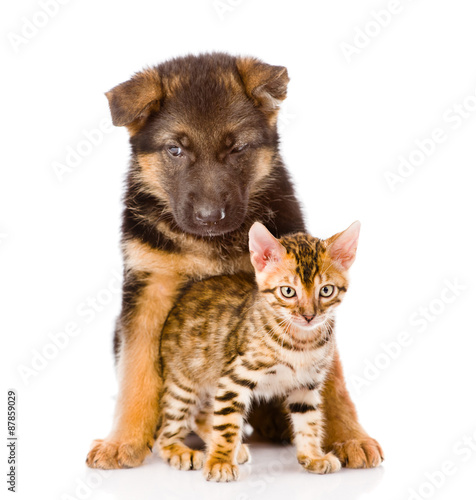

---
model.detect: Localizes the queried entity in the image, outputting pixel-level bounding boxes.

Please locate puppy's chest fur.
[124,235,253,282]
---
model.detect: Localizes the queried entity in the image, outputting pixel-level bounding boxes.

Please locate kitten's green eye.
[320,285,334,297]
[280,286,296,298]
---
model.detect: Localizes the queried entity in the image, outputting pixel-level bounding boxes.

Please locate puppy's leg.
[322,350,384,468]
[247,397,292,443]
[86,270,181,469]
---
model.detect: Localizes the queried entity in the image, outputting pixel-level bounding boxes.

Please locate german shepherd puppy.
[86,53,383,470]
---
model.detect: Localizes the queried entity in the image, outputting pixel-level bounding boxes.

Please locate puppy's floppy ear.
[236,57,289,112]
[105,68,162,128]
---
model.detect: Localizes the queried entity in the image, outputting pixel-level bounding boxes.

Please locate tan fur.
[321,352,384,467]
[86,236,252,469]
[136,148,276,228]
[125,236,252,280]
[106,68,161,129]
[236,57,289,108]
[236,57,288,126]
[155,228,356,481]
[87,54,383,473]
[217,68,244,92]
[87,270,180,468]
[134,153,171,201]
[250,147,275,192]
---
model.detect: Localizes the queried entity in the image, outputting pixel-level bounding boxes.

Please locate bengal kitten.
[156,221,361,481]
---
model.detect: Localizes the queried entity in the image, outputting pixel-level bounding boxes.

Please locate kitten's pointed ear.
[249,222,285,272]
[328,221,361,270]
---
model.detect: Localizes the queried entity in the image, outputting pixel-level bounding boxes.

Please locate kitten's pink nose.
[302,314,315,323]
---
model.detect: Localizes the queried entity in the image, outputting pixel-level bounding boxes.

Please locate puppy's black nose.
[194,206,226,225]
[302,314,315,323]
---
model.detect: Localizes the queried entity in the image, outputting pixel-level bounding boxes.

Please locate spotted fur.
[86,53,383,472]
[156,222,361,481]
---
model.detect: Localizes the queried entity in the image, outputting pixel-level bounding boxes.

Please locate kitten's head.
[249,222,360,332]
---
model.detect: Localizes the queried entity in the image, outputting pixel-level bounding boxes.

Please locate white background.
[2,1,476,499]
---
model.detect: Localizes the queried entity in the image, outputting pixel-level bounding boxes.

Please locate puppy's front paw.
[86,438,151,469]
[298,452,341,474]
[237,444,251,464]
[332,438,383,468]
[203,458,239,482]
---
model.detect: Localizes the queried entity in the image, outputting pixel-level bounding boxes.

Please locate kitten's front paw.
[332,438,383,468]
[168,449,205,471]
[298,452,341,474]
[203,458,239,482]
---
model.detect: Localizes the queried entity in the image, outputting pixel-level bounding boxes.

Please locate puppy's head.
[106,53,289,236]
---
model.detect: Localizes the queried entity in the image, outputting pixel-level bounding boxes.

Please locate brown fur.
[156,225,354,481]
[86,53,383,471]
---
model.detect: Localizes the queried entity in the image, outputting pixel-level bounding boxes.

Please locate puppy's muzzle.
[194,205,226,226]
